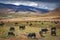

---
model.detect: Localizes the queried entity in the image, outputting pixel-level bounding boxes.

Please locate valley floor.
[0,16,60,22]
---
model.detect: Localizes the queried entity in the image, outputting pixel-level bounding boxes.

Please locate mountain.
[45,7,60,17]
[0,3,49,13]
[0,3,17,9]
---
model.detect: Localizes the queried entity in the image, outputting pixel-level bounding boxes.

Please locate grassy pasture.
[0,21,60,40]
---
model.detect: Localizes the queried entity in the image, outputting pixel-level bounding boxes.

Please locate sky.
[0,0,60,10]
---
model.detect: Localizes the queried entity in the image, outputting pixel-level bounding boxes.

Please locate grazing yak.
[0,22,4,26]
[10,27,15,31]
[39,28,48,37]
[41,28,48,33]
[15,22,18,25]
[19,25,25,30]
[29,23,32,26]
[27,33,36,39]
[51,27,56,36]
[8,32,15,36]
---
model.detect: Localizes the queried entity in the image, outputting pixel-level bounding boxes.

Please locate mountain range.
[0,3,49,13]
[0,3,60,18]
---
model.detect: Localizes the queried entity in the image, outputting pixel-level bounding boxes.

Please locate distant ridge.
[0,3,49,13]
[47,7,60,16]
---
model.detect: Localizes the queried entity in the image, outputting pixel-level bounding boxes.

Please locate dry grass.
[0,21,60,40]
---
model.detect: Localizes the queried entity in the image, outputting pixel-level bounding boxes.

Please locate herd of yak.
[0,21,59,39]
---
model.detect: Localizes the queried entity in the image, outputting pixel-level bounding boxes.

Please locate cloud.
[27,2,38,6]
[37,2,59,10]
[1,1,38,7]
